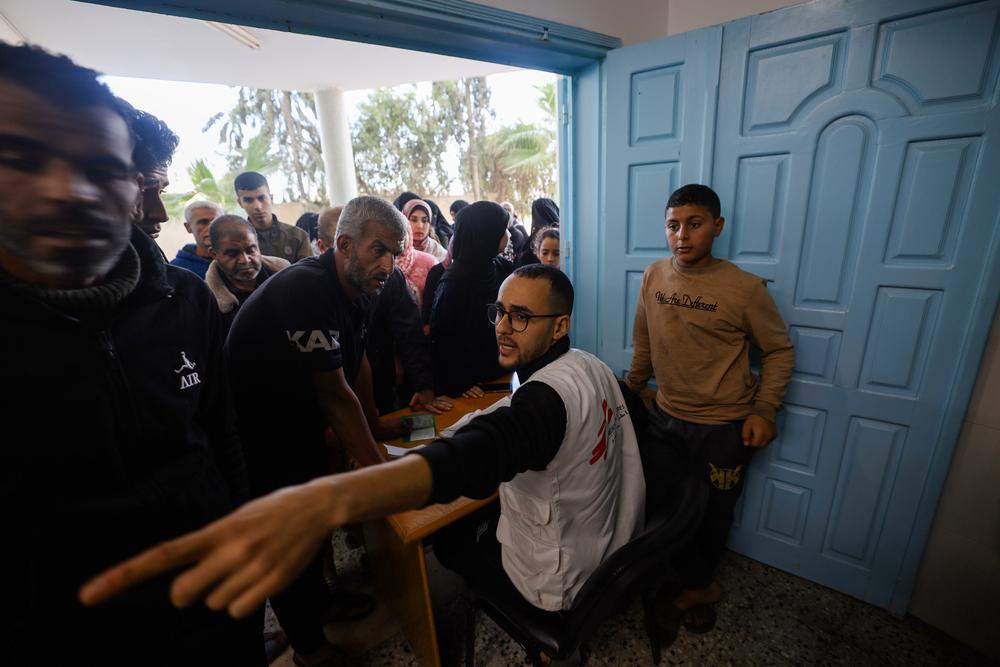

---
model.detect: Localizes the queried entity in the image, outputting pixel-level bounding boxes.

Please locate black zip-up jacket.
[367,268,435,413]
[1,228,250,663]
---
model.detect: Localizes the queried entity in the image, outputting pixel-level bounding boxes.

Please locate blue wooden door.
[601,26,723,373]
[600,0,1000,611]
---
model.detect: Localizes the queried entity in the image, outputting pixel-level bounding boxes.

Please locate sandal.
[682,603,717,634]
[321,588,377,623]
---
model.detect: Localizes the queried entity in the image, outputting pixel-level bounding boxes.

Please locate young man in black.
[117,99,179,241]
[0,44,260,665]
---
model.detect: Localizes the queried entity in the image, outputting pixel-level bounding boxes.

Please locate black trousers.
[268,550,334,655]
[432,501,511,592]
[640,403,755,590]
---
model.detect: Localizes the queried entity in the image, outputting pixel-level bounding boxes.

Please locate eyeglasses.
[487,304,565,333]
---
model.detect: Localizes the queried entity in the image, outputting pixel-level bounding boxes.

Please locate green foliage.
[477,82,557,214]
[429,77,494,199]
[479,122,556,214]
[163,133,280,220]
[205,88,325,203]
[351,87,452,196]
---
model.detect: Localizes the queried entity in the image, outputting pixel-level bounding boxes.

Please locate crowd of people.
[3,42,794,667]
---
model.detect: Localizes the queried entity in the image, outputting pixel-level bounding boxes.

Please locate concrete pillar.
[314,87,357,206]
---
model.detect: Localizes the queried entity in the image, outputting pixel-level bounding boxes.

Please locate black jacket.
[1,228,251,663]
[367,268,434,413]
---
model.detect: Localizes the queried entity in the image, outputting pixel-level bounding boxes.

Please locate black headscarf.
[424,198,452,244]
[449,199,470,217]
[530,197,560,236]
[447,201,509,281]
[393,191,421,212]
[295,212,319,243]
[430,201,513,395]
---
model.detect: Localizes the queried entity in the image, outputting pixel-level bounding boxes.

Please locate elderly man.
[170,199,223,278]
[83,266,647,656]
[0,44,261,665]
[204,214,289,330]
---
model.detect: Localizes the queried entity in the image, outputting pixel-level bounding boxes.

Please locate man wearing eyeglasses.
[82,264,646,621]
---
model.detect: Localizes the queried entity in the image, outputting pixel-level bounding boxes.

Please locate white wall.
[910,304,1000,660]
[666,0,807,35]
[470,0,670,46]
[473,0,806,45]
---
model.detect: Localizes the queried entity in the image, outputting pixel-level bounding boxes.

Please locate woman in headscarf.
[424,198,453,246]
[517,197,560,267]
[402,198,447,262]
[422,235,453,327]
[501,201,529,256]
[294,211,321,256]
[430,201,513,397]
[395,219,439,309]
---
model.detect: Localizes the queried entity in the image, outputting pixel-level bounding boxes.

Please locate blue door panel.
[601,26,722,373]
[601,0,1000,611]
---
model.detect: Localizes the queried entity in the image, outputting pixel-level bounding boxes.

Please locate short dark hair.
[533,226,560,252]
[295,212,320,242]
[512,264,574,315]
[665,184,721,219]
[117,100,179,175]
[234,171,269,193]
[209,214,256,250]
[0,43,127,123]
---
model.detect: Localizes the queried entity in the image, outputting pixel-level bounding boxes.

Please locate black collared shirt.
[226,249,370,494]
[417,336,570,503]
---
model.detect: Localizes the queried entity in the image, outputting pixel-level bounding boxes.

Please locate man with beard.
[235,171,313,263]
[118,100,179,241]
[222,195,407,666]
[0,44,261,665]
[204,215,289,331]
[84,267,647,667]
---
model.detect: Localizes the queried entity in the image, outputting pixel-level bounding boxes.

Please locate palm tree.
[476,83,558,212]
[163,133,280,220]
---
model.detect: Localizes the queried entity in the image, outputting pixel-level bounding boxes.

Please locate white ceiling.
[0,0,517,91]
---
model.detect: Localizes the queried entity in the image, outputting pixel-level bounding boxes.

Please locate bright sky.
[102,69,559,204]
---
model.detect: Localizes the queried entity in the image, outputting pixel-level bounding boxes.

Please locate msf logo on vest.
[287,329,340,353]
[175,351,201,390]
[591,399,618,465]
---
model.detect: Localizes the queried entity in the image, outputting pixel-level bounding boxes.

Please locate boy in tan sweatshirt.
[626,184,794,637]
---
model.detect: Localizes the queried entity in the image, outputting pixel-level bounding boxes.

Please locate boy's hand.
[742,415,776,448]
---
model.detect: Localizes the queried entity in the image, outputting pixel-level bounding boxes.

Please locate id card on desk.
[402,413,436,442]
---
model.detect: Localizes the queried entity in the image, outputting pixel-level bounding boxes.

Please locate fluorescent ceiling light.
[0,13,26,44]
[202,21,261,50]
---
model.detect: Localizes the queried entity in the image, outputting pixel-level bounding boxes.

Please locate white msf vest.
[497,348,645,611]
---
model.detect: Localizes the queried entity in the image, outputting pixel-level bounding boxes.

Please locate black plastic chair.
[464,473,708,666]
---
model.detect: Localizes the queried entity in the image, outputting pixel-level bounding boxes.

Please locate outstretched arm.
[79,454,433,618]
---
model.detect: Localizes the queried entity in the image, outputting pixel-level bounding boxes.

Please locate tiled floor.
[269,530,997,666]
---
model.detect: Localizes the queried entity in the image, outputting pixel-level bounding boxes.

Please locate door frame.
[81,0,1000,614]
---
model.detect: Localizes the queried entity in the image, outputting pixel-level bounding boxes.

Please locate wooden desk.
[363,390,510,667]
